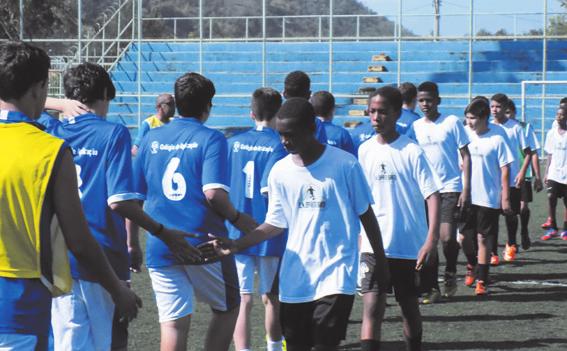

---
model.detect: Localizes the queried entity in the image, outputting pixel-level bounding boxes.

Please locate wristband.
[229,211,241,224]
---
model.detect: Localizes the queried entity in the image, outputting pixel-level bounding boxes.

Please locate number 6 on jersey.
[162,157,187,201]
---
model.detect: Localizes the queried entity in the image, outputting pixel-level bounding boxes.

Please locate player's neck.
[292,141,325,167]
[317,116,332,123]
[255,120,271,129]
[425,111,440,122]
[376,131,400,145]
[494,116,508,125]
[0,99,39,120]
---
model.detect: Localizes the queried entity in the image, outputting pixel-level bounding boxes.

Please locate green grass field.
[127,190,567,351]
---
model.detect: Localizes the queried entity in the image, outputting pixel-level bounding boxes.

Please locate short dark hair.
[505,99,516,113]
[472,95,489,104]
[64,63,116,104]
[310,91,335,118]
[174,72,216,117]
[0,41,50,101]
[398,82,417,105]
[417,81,439,97]
[560,97,567,105]
[490,93,508,105]
[276,97,315,130]
[251,87,282,122]
[465,98,490,119]
[284,71,311,99]
[369,86,403,113]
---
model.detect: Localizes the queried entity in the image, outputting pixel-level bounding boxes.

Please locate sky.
[358,0,564,36]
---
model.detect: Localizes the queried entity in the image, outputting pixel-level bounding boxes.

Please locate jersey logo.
[233,141,241,153]
[376,162,397,181]
[298,184,326,209]
[151,141,159,154]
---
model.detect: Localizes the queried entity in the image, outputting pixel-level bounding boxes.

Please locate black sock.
[520,208,530,236]
[477,264,489,282]
[404,331,422,351]
[465,252,477,267]
[361,339,380,351]
[491,227,499,255]
[505,215,518,246]
[443,240,459,273]
[563,221,567,231]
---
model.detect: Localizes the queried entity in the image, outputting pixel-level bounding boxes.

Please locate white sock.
[267,339,283,351]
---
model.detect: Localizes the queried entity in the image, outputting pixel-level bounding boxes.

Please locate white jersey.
[358,135,442,259]
[491,119,526,187]
[265,146,374,303]
[465,126,514,209]
[408,114,469,193]
[544,127,567,184]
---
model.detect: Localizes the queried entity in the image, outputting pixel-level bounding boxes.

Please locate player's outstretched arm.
[531,152,543,192]
[205,188,259,234]
[417,192,440,271]
[516,147,532,188]
[53,149,142,321]
[359,206,390,287]
[459,145,472,207]
[110,200,203,264]
[44,97,89,117]
[125,219,142,272]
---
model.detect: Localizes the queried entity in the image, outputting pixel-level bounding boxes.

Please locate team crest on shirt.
[375,162,396,181]
[233,141,241,153]
[150,141,159,154]
[298,184,326,208]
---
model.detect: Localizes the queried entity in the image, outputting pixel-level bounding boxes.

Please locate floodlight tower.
[434,0,441,40]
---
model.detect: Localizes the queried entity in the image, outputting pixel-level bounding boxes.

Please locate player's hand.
[128,243,143,273]
[60,99,89,117]
[112,282,142,323]
[514,174,524,189]
[501,200,513,215]
[457,191,471,209]
[198,234,237,261]
[534,178,544,192]
[416,239,438,271]
[158,228,204,264]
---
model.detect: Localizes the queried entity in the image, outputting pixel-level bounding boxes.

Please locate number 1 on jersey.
[243,160,255,199]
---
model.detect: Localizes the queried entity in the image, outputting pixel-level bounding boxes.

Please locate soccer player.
[50,63,200,351]
[133,72,257,351]
[540,105,567,240]
[505,99,543,249]
[358,86,441,351]
[202,97,389,351]
[227,88,287,351]
[311,90,355,154]
[131,93,175,156]
[283,70,328,144]
[461,98,513,295]
[0,41,140,351]
[409,81,471,302]
[490,93,531,263]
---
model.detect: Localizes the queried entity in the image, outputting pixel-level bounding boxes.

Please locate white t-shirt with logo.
[544,127,567,185]
[265,146,374,303]
[491,119,526,187]
[408,114,469,193]
[358,135,442,259]
[465,126,515,209]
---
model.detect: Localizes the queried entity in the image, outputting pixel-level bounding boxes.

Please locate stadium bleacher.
[109,40,567,139]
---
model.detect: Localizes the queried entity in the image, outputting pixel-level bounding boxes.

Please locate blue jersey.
[397,108,420,135]
[227,126,287,256]
[314,118,328,144]
[37,112,62,133]
[321,120,356,155]
[351,121,375,154]
[133,117,230,268]
[51,113,139,281]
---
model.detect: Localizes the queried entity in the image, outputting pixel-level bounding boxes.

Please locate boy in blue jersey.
[0,41,140,351]
[228,88,287,351]
[50,63,200,351]
[411,81,471,303]
[133,72,257,351]
[131,93,175,156]
[311,90,355,155]
[201,97,390,351]
[283,70,328,144]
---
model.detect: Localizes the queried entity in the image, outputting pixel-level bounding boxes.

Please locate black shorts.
[521,180,533,203]
[460,205,500,237]
[507,187,522,215]
[440,192,460,224]
[280,294,354,348]
[359,254,420,302]
[547,179,567,199]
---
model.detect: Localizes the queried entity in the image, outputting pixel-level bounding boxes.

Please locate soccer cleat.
[540,228,559,241]
[475,280,487,295]
[443,271,458,297]
[421,288,441,304]
[464,264,476,287]
[503,244,517,262]
[521,232,532,250]
[541,217,554,229]
[561,230,567,241]
[490,254,500,266]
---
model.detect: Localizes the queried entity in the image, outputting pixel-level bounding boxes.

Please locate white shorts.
[51,279,114,351]
[0,334,38,351]
[235,254,280,295]
[148,256,239,323]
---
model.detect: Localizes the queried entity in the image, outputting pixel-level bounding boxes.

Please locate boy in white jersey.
[202,97,389,351]
[505,100,543,249]
[461,98,513,295]
[409,81,471,302]
[540,106,567,240]
[358,86,441,351]
[227,88,286,351]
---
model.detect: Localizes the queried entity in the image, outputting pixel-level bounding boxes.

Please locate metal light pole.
[19,0,24,40]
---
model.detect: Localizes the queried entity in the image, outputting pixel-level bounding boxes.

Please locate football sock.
[267,339,284,351]
[361,339,380,351]
[404,331,422,351]
[505,214,518,246]
[465,252,477,267]
[520,208,530,236]
[443,240,459,273]
[491,228,499,255]
[477,264,489,282]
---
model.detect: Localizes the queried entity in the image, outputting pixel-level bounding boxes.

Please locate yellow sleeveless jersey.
[0,122,71,295]
[145,115,164,129]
